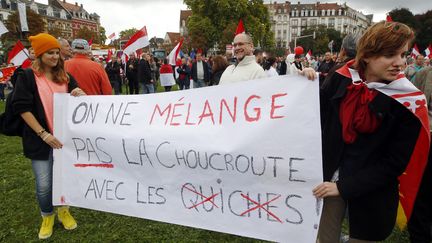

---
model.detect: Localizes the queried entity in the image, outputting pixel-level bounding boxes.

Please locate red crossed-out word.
[240,193,282,223]
[182,185,219,209]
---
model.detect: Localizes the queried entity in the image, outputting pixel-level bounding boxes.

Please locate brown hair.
[212,55,228,73]
[355,21,414,74]
[32,52,69,83]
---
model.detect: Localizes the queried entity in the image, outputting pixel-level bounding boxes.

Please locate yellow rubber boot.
[57,206,77,230]
[38,214,55,239]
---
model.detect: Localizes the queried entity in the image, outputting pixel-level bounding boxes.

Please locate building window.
[292,19,298,26]
[291,10,295,16]
[278,15,281,21]
[278,9,281,13]
[311,19,317,26]
[321,10,325,16]
[332,9,336,15]
[329,18,335,27]
[283,15,287,21]
[301,19,307,26]
[305,10,308,17]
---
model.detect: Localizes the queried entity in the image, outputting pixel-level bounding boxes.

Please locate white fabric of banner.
[17,2,29,32]
[53,75,323,242]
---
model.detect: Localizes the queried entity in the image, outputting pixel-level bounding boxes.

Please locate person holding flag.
[313,21,429,242]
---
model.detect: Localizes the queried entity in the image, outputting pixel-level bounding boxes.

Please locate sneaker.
[57,206,77,230]
[38,214,55,240]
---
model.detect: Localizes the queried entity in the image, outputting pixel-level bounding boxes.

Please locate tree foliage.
[184,0,274,52]
[296,25,343,55]
[119,28,138,39]
[389,8,432,52]
[99,26,107,44]
[76,27,98,43]
[3,8,45,41]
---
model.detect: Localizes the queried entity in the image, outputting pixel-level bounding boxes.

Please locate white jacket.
[219,55,266,85]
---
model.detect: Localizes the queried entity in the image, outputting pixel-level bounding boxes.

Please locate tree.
[119,28,138,39]
[99,26,107,44]
[76,27,98,42]
[389,8,419,30]
[3,8,45,42]
[296,25,343,55]
[184,0,274,52]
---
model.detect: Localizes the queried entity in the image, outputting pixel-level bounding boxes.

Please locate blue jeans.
[31,151,54,215]
[141,83,155,94]
[193,79,205,88]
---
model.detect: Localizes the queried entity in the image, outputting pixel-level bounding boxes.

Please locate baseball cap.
[71,39,90,50]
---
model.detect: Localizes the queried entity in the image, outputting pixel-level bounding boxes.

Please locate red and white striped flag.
[159,63,176,87]
[411,44,420,58]
[7,40,29,66]
[424,44,432,59]
[168,38,183,66]
[122,26,149,63]
[305,50,312,61]
[107,32,116,40]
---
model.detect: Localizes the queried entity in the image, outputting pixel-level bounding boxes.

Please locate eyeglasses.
[233,42,250,47]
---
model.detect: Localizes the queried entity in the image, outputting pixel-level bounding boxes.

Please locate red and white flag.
[305,50,312,61]
[159,63,176,87]
[168,38,183,66]
[235,19,245,35]
[411,44,420,58]
[7,40,29,66]
[122,26,149,63]
[424,44,432,59]
[107,32,116,40]
[386,15,393,22]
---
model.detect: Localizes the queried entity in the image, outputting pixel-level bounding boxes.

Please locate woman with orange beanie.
[11,33,85,239]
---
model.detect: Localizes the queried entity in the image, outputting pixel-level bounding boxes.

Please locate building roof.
[166,32,181,44]
[180,10,192,22]
[317,3,340,10]
[58,0,83,12]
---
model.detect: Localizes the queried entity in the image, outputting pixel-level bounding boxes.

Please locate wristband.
[36,129,46,136]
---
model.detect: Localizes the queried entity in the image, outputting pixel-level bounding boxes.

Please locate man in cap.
[65,39,112,95]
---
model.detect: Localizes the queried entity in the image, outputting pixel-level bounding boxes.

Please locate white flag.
[18,2,29,32]
[0,21,8,37]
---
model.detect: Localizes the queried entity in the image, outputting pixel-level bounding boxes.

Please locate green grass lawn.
[0,98,409,242]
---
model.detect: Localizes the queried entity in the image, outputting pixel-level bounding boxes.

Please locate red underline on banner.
[73,163,114,168]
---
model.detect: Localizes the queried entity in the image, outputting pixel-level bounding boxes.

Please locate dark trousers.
[408,137,432,243]
[128,77,139,94]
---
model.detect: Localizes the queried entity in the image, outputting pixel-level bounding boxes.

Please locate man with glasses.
[219,33,266,85]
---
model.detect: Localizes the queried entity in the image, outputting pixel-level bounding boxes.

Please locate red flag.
[7,40,29,66]
[386,15,393,22]
[411,44,420,58]
[107,49,113,62]
[88,37,93,46]
[235,19,245,35]
[107,32,116,40]
[305,50,312,61]
[168,38,184,66]
[0,66,17,83]
[122,26,149,63]
[425,44,432,59]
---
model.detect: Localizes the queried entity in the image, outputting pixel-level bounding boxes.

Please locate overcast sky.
[36,0,432,39]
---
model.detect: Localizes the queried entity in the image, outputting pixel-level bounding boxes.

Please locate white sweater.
[219,55,266,85]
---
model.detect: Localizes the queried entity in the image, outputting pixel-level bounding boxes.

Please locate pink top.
[34,73,68,133]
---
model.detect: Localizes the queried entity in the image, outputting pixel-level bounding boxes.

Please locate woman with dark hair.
[313,21,429,242]
[209,55,228,86]
[11,33,85,239]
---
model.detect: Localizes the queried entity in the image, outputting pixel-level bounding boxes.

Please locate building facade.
[0,0,100,41]
[267,1,373,48]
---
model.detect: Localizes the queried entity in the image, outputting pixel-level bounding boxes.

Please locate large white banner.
[17,2,28,32]
[53,75,323,242]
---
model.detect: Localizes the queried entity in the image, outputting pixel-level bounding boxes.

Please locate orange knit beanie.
[28,33,61,57]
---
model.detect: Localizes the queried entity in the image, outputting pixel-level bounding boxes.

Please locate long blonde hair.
[32,52,69,83]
